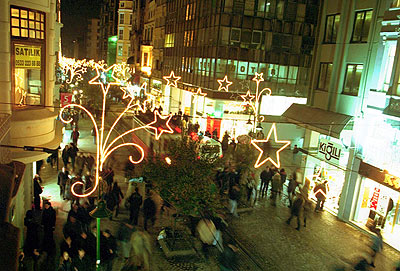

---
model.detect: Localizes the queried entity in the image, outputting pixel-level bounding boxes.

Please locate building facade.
[283,0,400,250]
[86,18,100,60]
[99,0,119,62]
[0,0,62,251]
[117,0,133,63]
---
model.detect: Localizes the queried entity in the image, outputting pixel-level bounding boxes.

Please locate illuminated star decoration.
[240,90,255,105]
[217,75,233,92]
[147,110,174,140]
[192,88,207,104]
[251,123,291,168]
[252,72,264,83]
[89,64,120,94]
[163,71,181,88]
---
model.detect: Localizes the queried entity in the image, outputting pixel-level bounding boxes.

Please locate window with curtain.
[343,64,363,95]
[351,10,373,43]
[317,63,333,91]
[324,14,340,43]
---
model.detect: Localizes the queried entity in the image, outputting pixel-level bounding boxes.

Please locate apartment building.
[117,0,133,63]
[99,0,119,63]
[86,18,101,60]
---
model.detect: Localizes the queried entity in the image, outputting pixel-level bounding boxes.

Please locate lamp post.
[89,200,112,270]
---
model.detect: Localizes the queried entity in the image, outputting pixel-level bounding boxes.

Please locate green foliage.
[142,138,222,217]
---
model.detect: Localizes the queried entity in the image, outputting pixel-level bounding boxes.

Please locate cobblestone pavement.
[227,194,400,271]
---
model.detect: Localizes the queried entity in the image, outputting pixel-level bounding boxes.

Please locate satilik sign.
[317,138,342,165]
[15,44,41,69]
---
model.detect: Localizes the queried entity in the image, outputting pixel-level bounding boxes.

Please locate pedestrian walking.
[85,153,95,174]
[127,187,143,225]
[116,221,135,260]
[33,174,43,210]
[370,229,383,268]
[100,230,117,271]
[58,251,74,271]
[130,230,152,271]
[279,168,287,197]
[22,210,41,269]
[62,145,70,168]
[75,153,85,176]
[246,172,256,205]
[218,243,238,271]
[91,127,96,144]
[286,195,304,231]
[270,169,281,206]
[287,169,302,208]
[143,194,156,231]
[41,201,56,251]
[228,184,240,217]
[260,166,272,198]
[111,182,124,218]
[72,248,94,271]
[314,180,328,212]
[67,143,79,171]
[71,128,80,146]
[58,167,69,199]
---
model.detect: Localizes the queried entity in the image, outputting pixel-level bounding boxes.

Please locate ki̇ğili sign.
[317,138,342,165]
[15,44,41,69]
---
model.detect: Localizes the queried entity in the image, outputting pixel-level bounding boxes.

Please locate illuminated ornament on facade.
[252,72,265,83]
[58,56,106,84]
[60,64,173,198]
[217,75,233,92]
[163,71,181,88]
[147,110,174,140]
[251,123,291,168]
[240,90,255,105]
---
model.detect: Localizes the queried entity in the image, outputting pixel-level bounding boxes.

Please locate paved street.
[37,117,400,271]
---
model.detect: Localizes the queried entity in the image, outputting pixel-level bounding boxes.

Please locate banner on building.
[369,187,380,210]
[14,44,41,69]
[60,93,73,107]
[317,138,342,165]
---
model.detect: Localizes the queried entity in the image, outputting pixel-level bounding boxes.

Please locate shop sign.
[15,45,41,69]
[369,187,380,211]
[317,138,342,165]
[384,173,400,190]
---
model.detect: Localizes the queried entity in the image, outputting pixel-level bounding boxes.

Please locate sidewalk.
[227,149,400,271]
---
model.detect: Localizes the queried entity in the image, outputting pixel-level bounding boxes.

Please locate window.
[165,33,175,47]
[119,14,124,25]
[143,53,148,67]
[317,63,333,91]
[230,28,241,42]
[117,45,123,56]
[343,64,363,95]
[252,31,262,44]
[119,29,123,39]
[324,14,340,43]
[351,10,373,43]
[129,14,132,25]
[11,6,45,39]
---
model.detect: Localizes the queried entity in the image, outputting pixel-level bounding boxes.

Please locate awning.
[282,104,352,139]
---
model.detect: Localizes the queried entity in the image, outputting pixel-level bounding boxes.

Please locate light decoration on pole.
[251,123,291,169]
[59,63,175,198]
[58,56,106,84]
[217,75,233,92]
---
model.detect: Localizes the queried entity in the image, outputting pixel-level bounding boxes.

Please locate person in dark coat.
[218,243,238,271]
[67,143,79,171]
[143,194,156,231]
[286,195,305,231]
[63,213,83,242]
[33,174,43,210]
[128,187,143,225]
[100,230,117,271]
[41,201,56,252]
[314,180,328,212]
[259,166,272,198]
[72,248,94,271]
[58,167,69,199]
[62,145,70,168]
[71,128,80,146]
[58,251,74,271]
[111,182,124,218]
[116,221,135,260]
[228,185,240,217]
[23,210,41,269]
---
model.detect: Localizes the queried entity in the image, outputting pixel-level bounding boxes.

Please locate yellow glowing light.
[251,123,291,168]
[217,75,233,92]
[59,67,175,199]
[165,157,172,165]
[58,56,105,84]
[252,72,264,83]
[146,110,174,140]
[163,71,181,88]
[141,66,152,76]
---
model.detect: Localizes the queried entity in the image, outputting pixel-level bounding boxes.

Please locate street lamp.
[89,200,112,270]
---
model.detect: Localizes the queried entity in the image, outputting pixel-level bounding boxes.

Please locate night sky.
[61,0,102,56]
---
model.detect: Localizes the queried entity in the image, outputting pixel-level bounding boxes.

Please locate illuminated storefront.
[352,162,400,250]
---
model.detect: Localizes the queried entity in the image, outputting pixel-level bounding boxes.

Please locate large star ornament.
[217,75,233,92]
[89,64,120,94]
[251,123,291,168]
[146,111,174,140]
[240,90,255,105]
[163,71,181,88]
[252,72,264,83]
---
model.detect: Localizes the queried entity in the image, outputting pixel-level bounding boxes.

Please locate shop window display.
[352,178,400,249]
[307,160,346,214]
